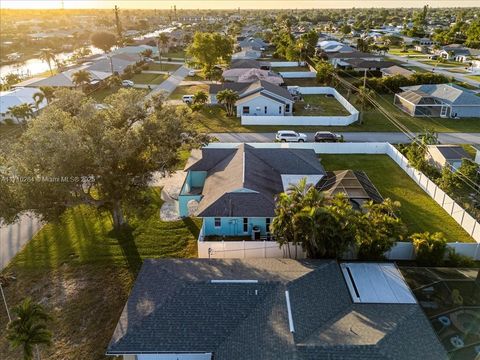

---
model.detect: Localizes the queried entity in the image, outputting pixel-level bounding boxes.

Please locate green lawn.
[170,84,209,100]
[388,48,424,56]
[131,72,168,85]
[466,75,480,82]
[160,50,186,59]
[0,188,200,359]
[418,59,464,68]
[148,63,181,72]
[320,154,473,243]
[294,94,350,116]
[283,78,320,87]
[89,87,148,102]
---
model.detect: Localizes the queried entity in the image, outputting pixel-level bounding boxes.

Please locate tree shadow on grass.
[182,217,200,238]
[109,226,142,277]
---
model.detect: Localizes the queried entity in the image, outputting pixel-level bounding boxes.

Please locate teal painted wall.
[178,194,202,217]
[180,171,207,195]
[203,217,272,237]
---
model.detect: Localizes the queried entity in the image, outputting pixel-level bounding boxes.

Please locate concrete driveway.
[147,66,190,98]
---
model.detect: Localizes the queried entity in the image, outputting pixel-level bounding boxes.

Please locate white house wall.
[236,95,290,117]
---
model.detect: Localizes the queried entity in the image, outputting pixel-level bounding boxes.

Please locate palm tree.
[157,33,170,70]
[216,89,239,117]
[72,70,92,91]
[193,90,208,105]
[33,87,55,106]
[8,103,35,124]
[140,48,153,59]
[39,49,56,76]
[6,298,52,360]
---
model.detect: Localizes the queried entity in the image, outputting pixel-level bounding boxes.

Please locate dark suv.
[314,131,343,143]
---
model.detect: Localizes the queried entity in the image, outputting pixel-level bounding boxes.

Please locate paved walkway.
[387,54,480,89]
[211,132,480,144]
[179,80,218,86]
[143,70,169,75]
[146,65,190,98]
[149,171,186,221]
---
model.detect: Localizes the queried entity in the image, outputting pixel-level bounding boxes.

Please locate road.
[387,54,480,89]
[211,132,480,144]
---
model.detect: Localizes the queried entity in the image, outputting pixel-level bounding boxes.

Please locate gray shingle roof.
[107,259,448,360]
[400,84,480,106]
[188,144,325,217]
[239,80,293,101]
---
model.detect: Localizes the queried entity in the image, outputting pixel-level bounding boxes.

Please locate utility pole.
[360,68,367,124]
[114,5,122,38]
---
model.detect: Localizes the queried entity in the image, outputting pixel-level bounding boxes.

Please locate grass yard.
[148,63,181,72]
[131,72,168,85]
[89,87,148,102]
[0,188,201,360]
[160,50,186,59]
[294,94,350,116]
[320,154,473,243]
[0,122,22,138]
[466,75,480,82]
[418,59,464,68]
[388,48,424,56]
[170,84,209,100]
[273,66,310,72]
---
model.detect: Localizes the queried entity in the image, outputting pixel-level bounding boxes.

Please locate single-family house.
[316,40,355,53]
[222,68,283,84]
[0,87,47,122]
[426,145,471,171]
[231,49,262,60]
[381,65,414,78]
[178,144,325,239]
[343,59,396,72]
[229,59,271,70]
[106,258,448,360]
[394,84,480,118]
[234,81,294,117]
[238,37,268,51]
[326,51,382,68]
[438,44,471,62]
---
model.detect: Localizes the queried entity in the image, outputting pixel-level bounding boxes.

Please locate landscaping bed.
[0,188,200,360]
[320,154,473,243]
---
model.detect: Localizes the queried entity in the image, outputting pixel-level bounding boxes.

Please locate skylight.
[340,263,417,304]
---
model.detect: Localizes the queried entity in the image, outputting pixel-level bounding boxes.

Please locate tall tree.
[157,33,170,70]
[91,31,117,53]
[33,87,55,106]
[6,298,52,360]
[8,103,35,124]
[193,90,208,105]
[315,60,335,85]
[187,32,233,75]
[114,5,123,37]
[216,89,238,117]
[72,70,92,91]
[39,49,56,76]
[7,89,209,230]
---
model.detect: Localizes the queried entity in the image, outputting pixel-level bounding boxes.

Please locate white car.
[121,80,134,88]
[182,95,195,104]
[275,130,307,142]
[187,69,196,77]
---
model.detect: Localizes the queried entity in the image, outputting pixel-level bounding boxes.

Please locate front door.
[440,106,449,118]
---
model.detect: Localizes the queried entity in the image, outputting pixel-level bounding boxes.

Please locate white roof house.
[317,40,355,53]
[0,87,47,122]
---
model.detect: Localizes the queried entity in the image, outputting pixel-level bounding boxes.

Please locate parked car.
[121,80,134,88]
[275,130,307,142]
[144,57,155,63]
[314,131,343,142]
[182,95,195,104]
[188,70,196,77]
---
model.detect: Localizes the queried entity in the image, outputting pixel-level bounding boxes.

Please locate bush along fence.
[199,142,480,261]
[241,86,359,126]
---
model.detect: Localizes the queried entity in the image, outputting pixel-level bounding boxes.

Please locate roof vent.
[285,290,295,333]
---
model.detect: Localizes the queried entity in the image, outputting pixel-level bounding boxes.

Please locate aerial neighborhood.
[0,3,479,360]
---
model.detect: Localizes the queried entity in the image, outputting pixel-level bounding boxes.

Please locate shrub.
[411,232,448,266]
[133,68,142,74]
[445,251,477,268]
[141,64,149,70]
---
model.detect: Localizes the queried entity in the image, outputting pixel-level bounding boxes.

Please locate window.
[285,104,290,112]
[264,106,267,114]
[242,106,249,114]
[243,218,248,233]
[266,218,271,233]
[214,218,221,228]
[279,106,282,114]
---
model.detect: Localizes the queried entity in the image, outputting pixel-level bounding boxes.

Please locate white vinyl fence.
[269,61,306,67]
[0,213,43,270]
[241,87,359,126]
[279,72,316,78]
[199,142,480,260]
